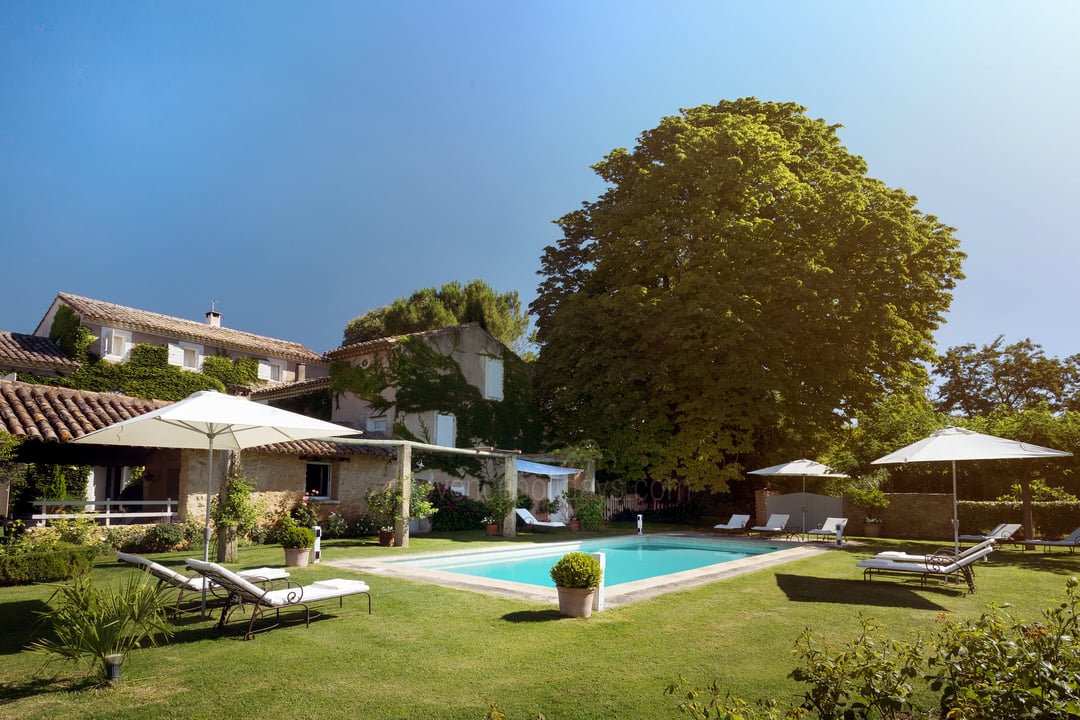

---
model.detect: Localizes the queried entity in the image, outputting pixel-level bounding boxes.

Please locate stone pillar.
[394,443,411,548]
[503,456,517,538]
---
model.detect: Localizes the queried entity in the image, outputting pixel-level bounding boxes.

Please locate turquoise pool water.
[387,536,783,588]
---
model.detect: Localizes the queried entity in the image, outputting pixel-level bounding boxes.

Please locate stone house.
[34,292,328,385]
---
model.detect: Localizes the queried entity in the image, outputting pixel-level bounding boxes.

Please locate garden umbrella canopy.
[73,390,359,613]
[748,459,847,532]
[871,426,1072,555]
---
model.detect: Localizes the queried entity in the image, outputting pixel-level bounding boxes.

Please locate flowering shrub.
[290,491,321,528]
[429,483,487,531]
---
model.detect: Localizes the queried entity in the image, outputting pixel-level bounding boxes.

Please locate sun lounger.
[876,537,996,563]
[958,523,1021,545]
[749,514,789,537]
[856,540,995,593]
[186,558,370,639]
[1020,526,1080,554]
[805,517,849,543]
[515,508,567,529]
[116,551,289,615]
[713,514,750,534]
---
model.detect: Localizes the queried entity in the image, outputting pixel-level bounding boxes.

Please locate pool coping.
[326,532,832,607]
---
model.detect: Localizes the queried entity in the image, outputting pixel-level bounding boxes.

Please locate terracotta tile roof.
[325,323,482,361]
[0,331,80,373]
[0,380,167,444]
[56,293,327,365]
[0,380,388,458]
[247,376,331,402]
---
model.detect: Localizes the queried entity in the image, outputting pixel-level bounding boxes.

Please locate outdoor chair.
[515,508,567,529]
[1020,526,1080,554]
[875,537,996,563]
[805,517,849,543]
[749,514,789,537]
[116,551,289,616]
[713,514,750,534]
[855,540,995,593]
[186,558,370,639]
[959,523,1022,545]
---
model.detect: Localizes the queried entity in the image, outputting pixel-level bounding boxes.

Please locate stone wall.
[842,492,954,540]
[179,448,396,526]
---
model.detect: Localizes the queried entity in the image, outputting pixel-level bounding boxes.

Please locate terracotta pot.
[284,547,311,567]
[556,586,596,618]
[378,530,395,546]
[862,522,882,538]
[485,523,499,536]
[569,519,582,531]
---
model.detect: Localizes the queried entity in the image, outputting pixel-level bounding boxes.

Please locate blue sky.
[2,1,1078,361]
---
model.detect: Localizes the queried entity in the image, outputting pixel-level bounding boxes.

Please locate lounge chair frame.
[749,514,790,538]
[186,558,371,639]
[1020,527,1080,554]
[805,517,849,543]
[856,541,995,593]
[515,508,566,530]
[713,514,751,535]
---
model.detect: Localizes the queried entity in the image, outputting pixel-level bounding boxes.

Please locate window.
[306,462,331,499]
[258,359,287,382]
[435,412,456,447]
[101,328,131,361]
[484,356,504,400]
[168,341,204,370]
[365,415,388,433]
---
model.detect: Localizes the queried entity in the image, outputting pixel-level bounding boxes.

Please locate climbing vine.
[330,331,541,476]
[15,307,264,402]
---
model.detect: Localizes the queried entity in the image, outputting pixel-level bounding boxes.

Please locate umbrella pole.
[201,438,214,617]
[952,460,959,557]
[801,476,806,534]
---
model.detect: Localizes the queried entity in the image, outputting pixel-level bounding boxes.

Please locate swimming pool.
[332,533,823,607]
[388,535,784,588]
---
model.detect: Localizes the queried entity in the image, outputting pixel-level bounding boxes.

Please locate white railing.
[31,499,179,526]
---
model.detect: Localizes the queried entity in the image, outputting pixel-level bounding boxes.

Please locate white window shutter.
[436,413,456,447]
[257,360,272,380]
[167,343,184,366]
[485,357,504,400]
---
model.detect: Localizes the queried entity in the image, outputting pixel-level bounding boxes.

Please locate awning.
[516,459,582,476]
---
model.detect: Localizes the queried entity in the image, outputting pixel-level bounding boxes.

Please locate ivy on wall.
[11,306,264,402]
[330,331,541,476]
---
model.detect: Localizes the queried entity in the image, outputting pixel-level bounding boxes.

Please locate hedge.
[0,543,98,586]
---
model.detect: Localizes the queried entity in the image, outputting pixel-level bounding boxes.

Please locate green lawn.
[2,525,1077,720]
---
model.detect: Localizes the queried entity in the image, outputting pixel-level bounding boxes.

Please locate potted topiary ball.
[550,551,603,618]
[279,518,316,567]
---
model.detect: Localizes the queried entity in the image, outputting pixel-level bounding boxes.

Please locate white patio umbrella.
[73,390,359,613]
[748,459,848,533]
[871,426,1072,556]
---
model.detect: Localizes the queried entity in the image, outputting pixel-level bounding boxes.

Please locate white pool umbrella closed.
[871,426,1072,556]
[748,459,847,533]
[73,390,359,613]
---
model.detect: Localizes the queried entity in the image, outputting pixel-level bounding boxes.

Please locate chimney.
[206,300,221,327]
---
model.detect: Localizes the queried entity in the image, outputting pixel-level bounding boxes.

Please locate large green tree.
[532,98,964,491]
[342,280,529,353]
[933,336,1080,416]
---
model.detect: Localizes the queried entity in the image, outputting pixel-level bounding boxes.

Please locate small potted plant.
[536,496,561,521]
[480,516,499,536]
[279,516,316,567]
[482,485,515,536]
[550,551,603,618]
[847,485,890,537]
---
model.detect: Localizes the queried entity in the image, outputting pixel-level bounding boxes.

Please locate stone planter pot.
[378,530,395,546]
[556,586,596,618]
[284,547,311,567]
